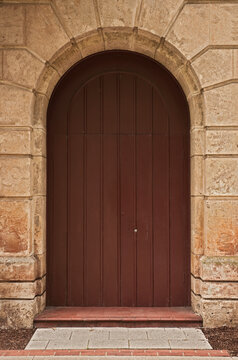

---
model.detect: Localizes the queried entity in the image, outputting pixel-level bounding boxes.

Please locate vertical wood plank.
[136,78,153,134]
[86,78,101,134]
[103,74,118,134]
[85,134,101,305]
[120,135,136,306]
[119,74,135,134]
[152,90,170,306]
[136,134,153,306]
[68,88,85,134]
[67,134,84,305]
[102,135,118,305]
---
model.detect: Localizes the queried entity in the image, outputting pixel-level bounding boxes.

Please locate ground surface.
[25,327,212,350]
[0,327,237,356]
[202,327,238,356]
[0,329,35,350]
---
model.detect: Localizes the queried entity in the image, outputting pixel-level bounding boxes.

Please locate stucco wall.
[0,0,237,328]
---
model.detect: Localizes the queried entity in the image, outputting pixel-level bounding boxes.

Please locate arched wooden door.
[47,51,190,307]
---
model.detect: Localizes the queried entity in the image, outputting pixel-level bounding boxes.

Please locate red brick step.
[34,306,202,328]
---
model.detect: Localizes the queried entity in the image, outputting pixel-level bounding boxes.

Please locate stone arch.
[33,27,205,316]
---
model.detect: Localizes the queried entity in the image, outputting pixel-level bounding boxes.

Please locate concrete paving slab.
[25,327,213,351]
[88,339,129,349]
[169,339,212,350]
[128,329,148,340]
[129,339,170,349]
[164,328,187,339]
[25,340,49,349]
[109,328,129,339]
[31,328,72,341]
[47,338,89,349]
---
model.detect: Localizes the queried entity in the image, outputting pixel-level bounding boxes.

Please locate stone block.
[205,158,238,196]
[104,27,133,51]
[35,254,46,279]
[0,5,24,45]
[210,4,238,45]
[188,93,204,128]
[235,49,238,78]
[35,64,60,98]
[53,0,97,38]
[0,157,31,197]
[133,29,160,59]
[202,299,238,327]
[33,157,46,196]
[3,49,44,89]
[0,51,2,79]
[0,278,45,299]
[201,281,238,299]
[0,128,31,155]
[191,156,204,196]
[192,49,233,87]
[33,93,48,129]
[50,41,82,76]
[200,256,238,281]
[0,85,33,126]
[206,130,238,155]
[98,0,139,27]
[191,128,204,156]
[191,253,201,277]
[76,30,104,58]
[167,4,210,59]
[139,0,183,37]
[0,256,37,281]
[155,40,186,79]
[191,291,202,315]
[205,200,238,256]
[25,4,69,60]
[176,63,200,98]
[33,196,46,255]
[191,275,200,295]
[191,197,204,255]
[0,298,38,328]
[204,83,238,126]
[0,200,31,256]
[32,128,46,157]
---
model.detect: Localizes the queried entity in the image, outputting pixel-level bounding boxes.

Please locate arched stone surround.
[0,0,237,328]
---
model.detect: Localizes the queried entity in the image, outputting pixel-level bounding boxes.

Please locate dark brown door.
[47,51,190,307]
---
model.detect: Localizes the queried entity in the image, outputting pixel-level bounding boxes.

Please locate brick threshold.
[34,306,202,328]
[0,349,230,357]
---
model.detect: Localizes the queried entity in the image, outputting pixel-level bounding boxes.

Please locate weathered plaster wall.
[0,0,237,328]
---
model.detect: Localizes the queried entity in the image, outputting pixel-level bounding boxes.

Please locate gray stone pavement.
[25,327,212,350]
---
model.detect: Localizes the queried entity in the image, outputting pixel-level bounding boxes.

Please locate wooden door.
[47,51,190,307]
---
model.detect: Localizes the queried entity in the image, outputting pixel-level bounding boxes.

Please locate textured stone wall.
[0,0,237,328]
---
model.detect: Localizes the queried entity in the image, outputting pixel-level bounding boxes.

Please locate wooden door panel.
[47,51,190,307]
